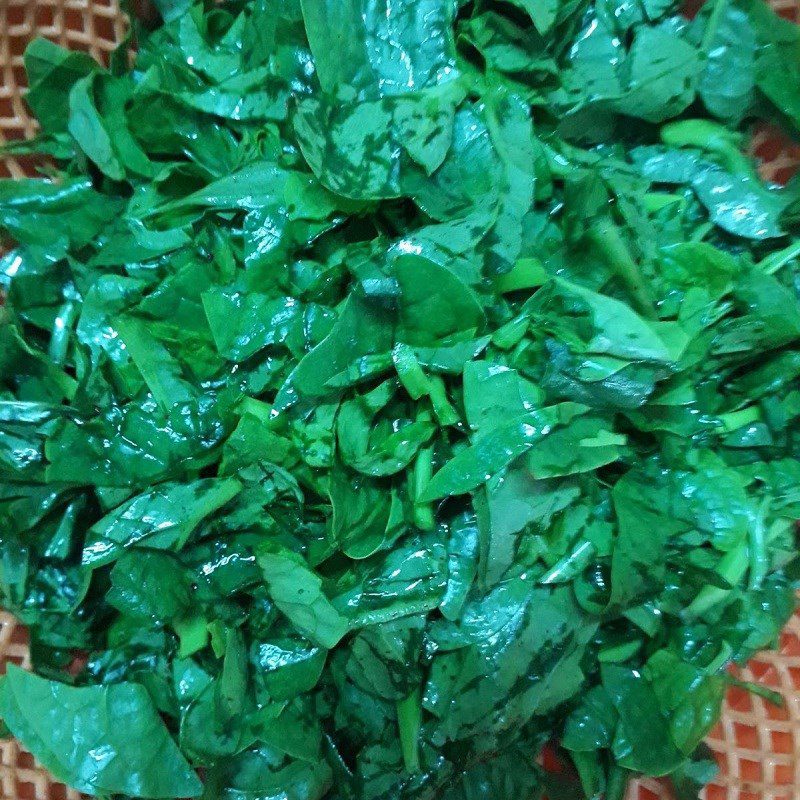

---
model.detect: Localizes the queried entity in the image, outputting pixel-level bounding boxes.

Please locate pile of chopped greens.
[2,0,800,798]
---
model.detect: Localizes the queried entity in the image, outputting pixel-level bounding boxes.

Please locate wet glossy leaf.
[0,665,201,798]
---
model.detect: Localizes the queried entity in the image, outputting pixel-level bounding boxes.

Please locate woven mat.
[0,1,798,799]
[0,0,125,178]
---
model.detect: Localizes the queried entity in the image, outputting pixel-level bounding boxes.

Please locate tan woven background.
[0,0,125,178]
[0,1,798,799]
